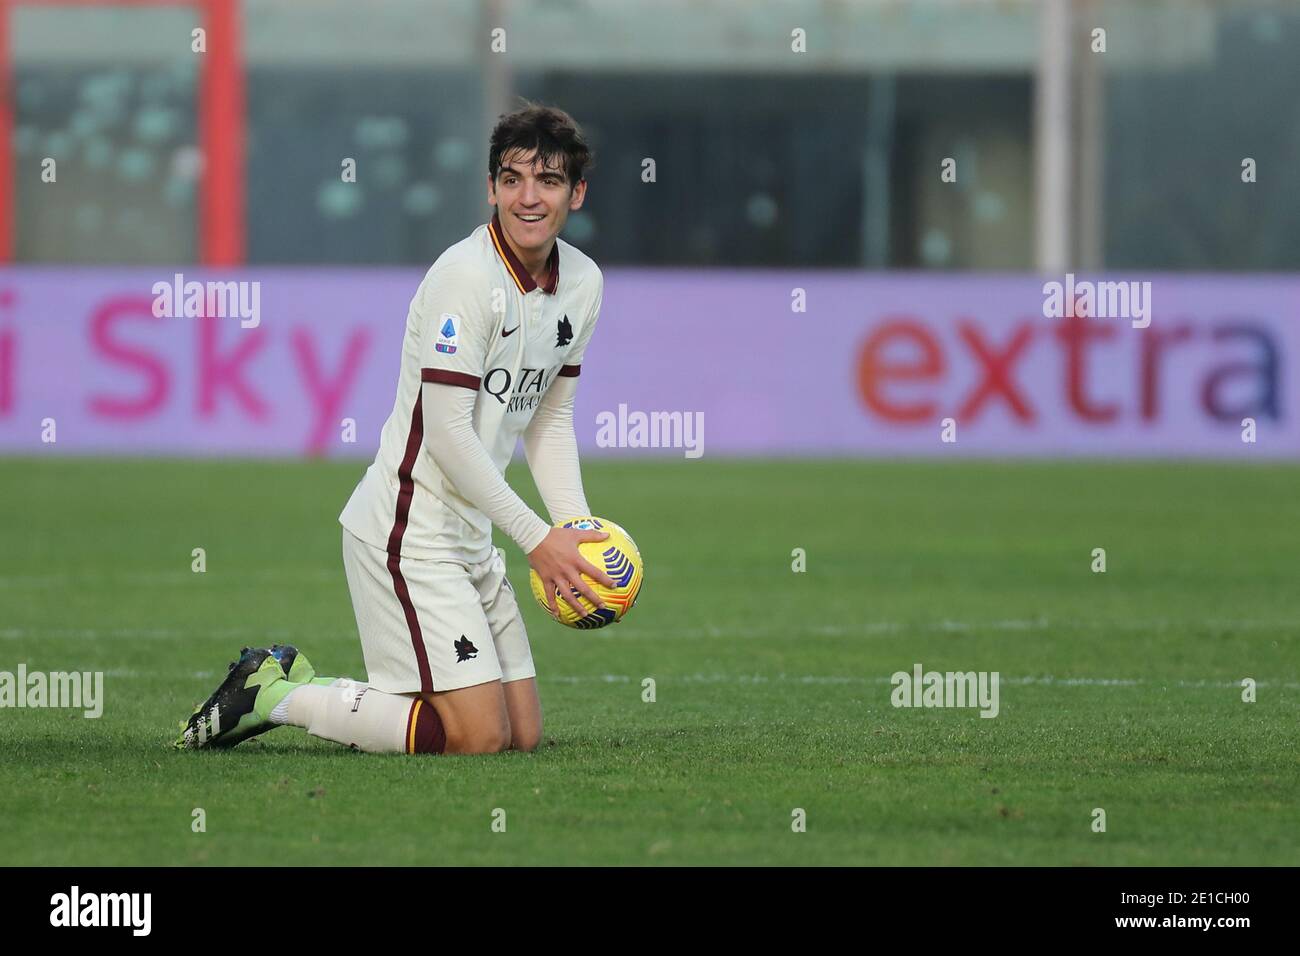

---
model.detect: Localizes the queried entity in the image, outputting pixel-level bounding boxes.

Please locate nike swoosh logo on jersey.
[502,325,519,337]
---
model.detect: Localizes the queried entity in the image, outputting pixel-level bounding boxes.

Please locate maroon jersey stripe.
[384,391,434,693]
[421,368,481,390]
[558,364,581,378]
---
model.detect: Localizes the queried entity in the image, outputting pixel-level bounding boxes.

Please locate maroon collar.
[489,211,559,295]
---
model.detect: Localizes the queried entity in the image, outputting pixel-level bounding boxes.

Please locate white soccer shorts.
[341,528,536,695]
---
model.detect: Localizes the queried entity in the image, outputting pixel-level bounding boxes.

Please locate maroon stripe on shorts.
[384,391,434,693]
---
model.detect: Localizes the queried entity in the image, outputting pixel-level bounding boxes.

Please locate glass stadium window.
[13,6,198,263]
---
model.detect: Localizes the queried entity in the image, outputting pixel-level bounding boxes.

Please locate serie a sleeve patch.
[435,313,460,354]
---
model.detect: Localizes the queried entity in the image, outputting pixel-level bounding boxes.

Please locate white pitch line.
[5,617,1300,643]
[0,627,358,641]
[0,569,340,589]
[544,674,1300,690]
[14,670,1296,691]
[611,618,1300,639]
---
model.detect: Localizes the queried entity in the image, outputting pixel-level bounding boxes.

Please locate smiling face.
[487,147,587,258]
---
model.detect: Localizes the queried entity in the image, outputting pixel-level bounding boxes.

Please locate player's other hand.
[528,526,617,617]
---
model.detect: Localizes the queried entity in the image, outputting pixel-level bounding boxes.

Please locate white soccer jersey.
[340,212,603,564]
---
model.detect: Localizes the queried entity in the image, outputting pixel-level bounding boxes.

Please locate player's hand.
[528,527,617,618]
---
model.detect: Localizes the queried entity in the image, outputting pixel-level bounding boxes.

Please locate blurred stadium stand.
[6,0,1298,271]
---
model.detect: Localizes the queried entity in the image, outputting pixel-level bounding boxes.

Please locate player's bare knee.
[513,723,542,752]
[458,723,512,754]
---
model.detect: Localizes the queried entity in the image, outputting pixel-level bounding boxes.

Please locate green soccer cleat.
[271,644,337,689]
[269,643,317,683]
[175,646,302,750]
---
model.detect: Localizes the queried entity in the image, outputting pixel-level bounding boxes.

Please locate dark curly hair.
[488,102,593,187]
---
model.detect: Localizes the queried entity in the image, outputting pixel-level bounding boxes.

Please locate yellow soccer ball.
[529,516,644,629]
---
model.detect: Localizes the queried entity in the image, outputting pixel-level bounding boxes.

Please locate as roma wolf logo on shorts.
[454,635,479,662]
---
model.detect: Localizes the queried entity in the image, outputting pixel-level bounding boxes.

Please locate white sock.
[273,678,428,754]
[268,687,302,726]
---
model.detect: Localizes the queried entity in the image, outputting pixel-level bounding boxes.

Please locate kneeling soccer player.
[177,104,614,755]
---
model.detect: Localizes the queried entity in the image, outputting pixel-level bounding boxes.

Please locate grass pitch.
[0,457,1297,865]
